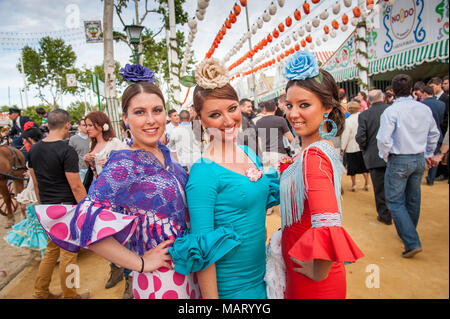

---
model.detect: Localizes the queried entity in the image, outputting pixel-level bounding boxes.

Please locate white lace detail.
[311,213,342,228]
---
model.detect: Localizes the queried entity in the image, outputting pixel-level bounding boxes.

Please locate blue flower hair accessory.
[284,50,323,83]
[119,64,156,84]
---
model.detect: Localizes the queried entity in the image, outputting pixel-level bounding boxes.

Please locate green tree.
[18,37,77,110]
[66,101,88,124]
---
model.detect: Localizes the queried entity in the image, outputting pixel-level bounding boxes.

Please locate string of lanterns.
[232,0,375,79]
[204,1,246,59]
[180,0,211,76]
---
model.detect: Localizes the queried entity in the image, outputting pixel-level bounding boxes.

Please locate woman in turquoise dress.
[169,58,279,299]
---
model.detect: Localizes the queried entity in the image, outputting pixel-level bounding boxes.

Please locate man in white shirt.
[165,109,180,138]
[167,110,201,171]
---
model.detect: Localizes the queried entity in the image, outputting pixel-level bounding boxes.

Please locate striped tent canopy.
[315,50,335,65]
[369,38,449,75]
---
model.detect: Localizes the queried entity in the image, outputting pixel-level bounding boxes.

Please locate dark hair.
[119,119,131,139]
[392,74,413,97]
[179,110,190,121]
[85,111,116,151]
[285,69,345,137]
[48,109,70,130]
[421,85,434,96]
[168,109,178,117]
[413,81,425,91]
[260,100,277,112]
[239,98,252,106]
[121,82,166,115]
[78,118,85,125]
[35,107,47,116]
[428,77,443,86]
[358,91,367,101]
[277,94,287,104]
[21,126,43,143]
[385,85,393,92]
[193,83,239,116]
[443,75,449,81]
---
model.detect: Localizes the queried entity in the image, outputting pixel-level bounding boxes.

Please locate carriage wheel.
[0,183,19,216]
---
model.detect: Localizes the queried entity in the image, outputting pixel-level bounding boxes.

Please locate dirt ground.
[0,171,448,299]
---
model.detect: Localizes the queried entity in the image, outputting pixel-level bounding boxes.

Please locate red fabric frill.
[288,226,364,263]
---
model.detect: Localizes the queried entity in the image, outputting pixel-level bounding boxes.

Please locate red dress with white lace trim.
[281,147,364,299]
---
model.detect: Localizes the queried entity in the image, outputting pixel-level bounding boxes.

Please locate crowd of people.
[0,50,448,300]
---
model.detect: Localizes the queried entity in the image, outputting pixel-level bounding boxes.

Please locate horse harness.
[0,145,28,181]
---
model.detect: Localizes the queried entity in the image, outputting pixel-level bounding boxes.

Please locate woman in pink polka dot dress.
[35,75,201,299]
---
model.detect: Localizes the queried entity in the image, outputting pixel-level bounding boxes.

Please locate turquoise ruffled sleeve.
[265,167,280,209]
[169,225,240,275]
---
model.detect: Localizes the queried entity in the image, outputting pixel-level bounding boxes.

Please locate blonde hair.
[348,101,361,114]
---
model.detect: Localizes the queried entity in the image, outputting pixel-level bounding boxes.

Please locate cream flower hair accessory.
[180,58,231,89]
[195,58,231,89]
[102,123,110,131]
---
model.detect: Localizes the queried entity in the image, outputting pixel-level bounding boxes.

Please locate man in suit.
[355,89,392,225]
[428,77,449,180]
[420,85,446,185]
[8,108,34,149]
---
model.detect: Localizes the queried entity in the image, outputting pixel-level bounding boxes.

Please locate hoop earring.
[318,112,337,140]
[125,124,134,147]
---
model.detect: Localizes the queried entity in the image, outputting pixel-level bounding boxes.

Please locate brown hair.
[121,82,166,116]
[192,83,239,116]
[347,101,361,114]
[286,69,345,137]
[85,111,116,151]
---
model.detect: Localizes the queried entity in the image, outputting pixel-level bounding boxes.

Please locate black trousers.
[369,167,391,220]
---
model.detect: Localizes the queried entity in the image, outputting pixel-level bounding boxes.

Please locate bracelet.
[139,256,144,273]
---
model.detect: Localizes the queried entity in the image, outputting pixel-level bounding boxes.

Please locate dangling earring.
[318,112,337,140]
[125,124,134,147]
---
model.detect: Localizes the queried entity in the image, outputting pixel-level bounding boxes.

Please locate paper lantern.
[251,24,258,34]
[289,47,294,54]
[312,0,320,3]
[198,0,209,10]
[344,0,352,7]
[332,1,341,15]
[225,19,232,29]
[366,0,374,10]
[306,35,312,43]
[292,30,298,41]
[351,18,358,26]
[294,9,301,21]
[353,7,361,18]
[188,18,197,29]
[330,30,337,38]
[312,16,320,28]
[324,25,329,34]
[240,0,247,6]
[303,2,310,14]
[295,43,300,51]
[341,25,348,32]
[229,12,237,23]
[306,22,312,32]
[342,14,349,25]
[278,0,285,7]
[234,4,241,16]
[269,2,277,15]
[320,9,329,20]
[332,20,339,30]
[196,10,204,20]
[301,39,306,47]
[285,37,291,46]
[263,10,271,22]
[277,56,281,62]
[273,29,280,38]
[298,27,305,36]
[316,38,321,46]
[267,34,273,42]
[286,16,293,27]
[257,17,264,28]
[281,40,285,48]
[322,34,328,42]
[278,23,285,32]
[280,53,285,59]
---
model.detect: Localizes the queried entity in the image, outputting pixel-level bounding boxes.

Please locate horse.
[0,145,27,226]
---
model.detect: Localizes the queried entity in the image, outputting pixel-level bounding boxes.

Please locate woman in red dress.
[279,51,364,299]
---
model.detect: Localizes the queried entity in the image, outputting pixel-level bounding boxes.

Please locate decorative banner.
[323,33,357,72]
[66,73,77,87]
[374,0,448,59]
[83,20,103,43]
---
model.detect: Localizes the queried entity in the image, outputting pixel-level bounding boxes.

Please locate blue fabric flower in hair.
[119,64,156,83]
[284,50,320,81]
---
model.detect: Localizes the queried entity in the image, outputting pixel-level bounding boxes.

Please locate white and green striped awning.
[369,38,449,75]
[329,66,359,83]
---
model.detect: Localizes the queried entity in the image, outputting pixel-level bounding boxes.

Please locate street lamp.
[124,24,144,64]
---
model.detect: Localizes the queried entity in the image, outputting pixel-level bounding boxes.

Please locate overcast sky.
[0,0,352,108]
